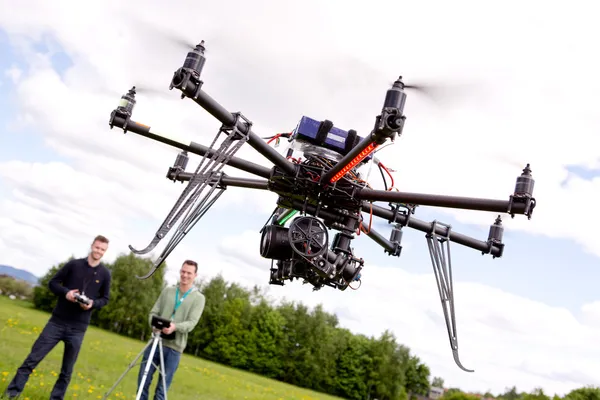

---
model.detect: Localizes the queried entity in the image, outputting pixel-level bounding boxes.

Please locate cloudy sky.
[2,0,600,396]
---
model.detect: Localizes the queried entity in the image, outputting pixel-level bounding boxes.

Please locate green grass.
[0,296,344,400]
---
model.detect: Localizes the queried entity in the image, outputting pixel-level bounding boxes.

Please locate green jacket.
[148,285,206,353]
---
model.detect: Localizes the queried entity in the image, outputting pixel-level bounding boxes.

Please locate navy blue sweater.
[48,257,111,329]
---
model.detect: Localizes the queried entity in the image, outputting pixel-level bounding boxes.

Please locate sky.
[1,0,600,396]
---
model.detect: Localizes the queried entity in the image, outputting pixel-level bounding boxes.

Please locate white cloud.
[4,65,22,83]
[0,159,272,282]
[0,160,183,273]
[580,301,600,329]
[1,0,600,396]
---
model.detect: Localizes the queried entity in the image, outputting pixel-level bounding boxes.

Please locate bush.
[0,274,33,300]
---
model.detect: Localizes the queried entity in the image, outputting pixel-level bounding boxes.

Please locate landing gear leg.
[425,220,474,373]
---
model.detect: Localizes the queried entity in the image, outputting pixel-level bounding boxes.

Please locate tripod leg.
[158,339,169,400]
[101,337,155,400]
[135,336,160,400]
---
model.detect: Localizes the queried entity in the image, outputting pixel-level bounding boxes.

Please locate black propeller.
[390,75,480,106]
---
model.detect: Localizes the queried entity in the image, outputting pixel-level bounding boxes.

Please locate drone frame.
[107,40,536,373]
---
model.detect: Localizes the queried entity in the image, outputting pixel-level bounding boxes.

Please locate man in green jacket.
[136,259,206,400]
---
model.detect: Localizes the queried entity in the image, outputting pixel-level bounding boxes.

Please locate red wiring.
[378,162,395,190]
[267,133,282,145]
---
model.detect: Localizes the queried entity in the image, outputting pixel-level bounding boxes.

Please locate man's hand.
[66,289,80,303]
[80,299,94,311]
[162,322,176,335]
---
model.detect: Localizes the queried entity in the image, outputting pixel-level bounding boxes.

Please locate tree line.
[20,253,600,400]
[441,386,600,400]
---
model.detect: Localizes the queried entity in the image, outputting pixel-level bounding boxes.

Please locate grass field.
[0,296,344,400]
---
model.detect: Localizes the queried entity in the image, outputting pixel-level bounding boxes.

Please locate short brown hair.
[93,235,109,244]
[182,259,198,273]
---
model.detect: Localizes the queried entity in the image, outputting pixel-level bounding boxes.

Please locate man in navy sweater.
[4,235,112,400]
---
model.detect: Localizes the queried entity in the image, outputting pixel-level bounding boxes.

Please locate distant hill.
[0,265,40,286]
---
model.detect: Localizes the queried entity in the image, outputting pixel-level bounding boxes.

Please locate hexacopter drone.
[108,41,536,372]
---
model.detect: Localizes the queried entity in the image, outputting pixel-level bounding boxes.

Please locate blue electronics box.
[293,116,370,159]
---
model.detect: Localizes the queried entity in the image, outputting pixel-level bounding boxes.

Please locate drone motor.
[170,41,207,94]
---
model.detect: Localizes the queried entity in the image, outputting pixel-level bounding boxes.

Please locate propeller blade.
[477,151,529,170]
[98,84,173,101]
[392,78,479,105]
[130,16,199,52]
[134,85,171,97]
[159,30,198,52]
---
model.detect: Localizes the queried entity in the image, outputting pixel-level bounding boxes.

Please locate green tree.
[90,252,165,341]
[236,298,286,378]
[523,388,550,400]
[564,387,600,400]
[332,330,371,400]
[298,304,342,392]
[366,330,410,400]
[198,279,253,365]
[276,300,317,387]
[432,376,445,388]
[443,391,482,400]
[500,386,521,400]
[185,274,229,358]
[405,354,430,397]
[0,275,33,299]
[444,388,463,397]
[32,257,74,313]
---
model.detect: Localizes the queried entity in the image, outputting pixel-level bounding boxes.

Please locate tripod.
[102,331,169,400]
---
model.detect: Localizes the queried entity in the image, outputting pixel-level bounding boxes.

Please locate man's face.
[90,240,108,261]
[180,263,197,285]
